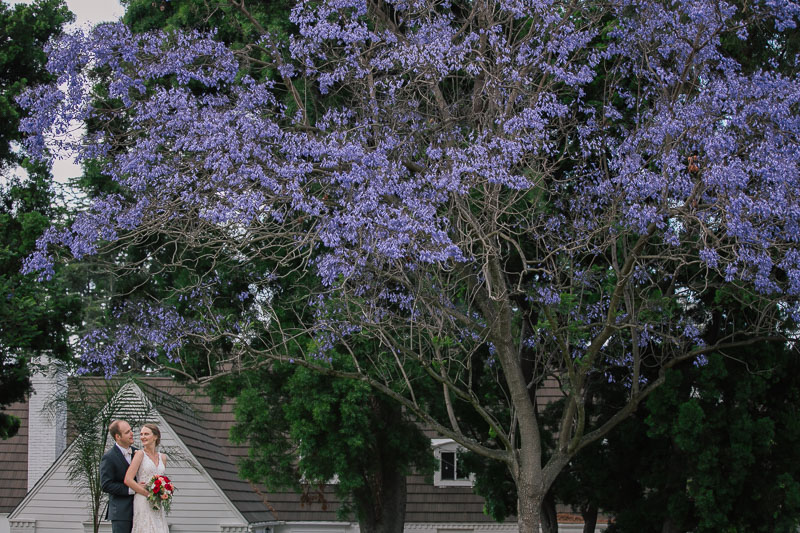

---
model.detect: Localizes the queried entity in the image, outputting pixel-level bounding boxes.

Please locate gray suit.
[100,445,136,533]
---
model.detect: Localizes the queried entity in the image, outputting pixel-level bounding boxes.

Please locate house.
[0,364,602,533]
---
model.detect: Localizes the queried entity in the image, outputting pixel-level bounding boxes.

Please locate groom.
[100,420,136,533]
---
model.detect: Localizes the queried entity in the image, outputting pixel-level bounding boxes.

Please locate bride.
[124,423,170,533]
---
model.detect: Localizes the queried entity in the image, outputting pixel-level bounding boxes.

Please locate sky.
[6,0,125,182]
[6,0,125,28]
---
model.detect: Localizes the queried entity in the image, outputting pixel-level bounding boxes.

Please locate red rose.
[165,483,173,492]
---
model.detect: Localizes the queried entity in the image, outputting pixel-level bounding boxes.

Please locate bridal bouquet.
[145,474,175,514]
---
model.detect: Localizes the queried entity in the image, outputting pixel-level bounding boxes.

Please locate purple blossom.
[536,288,561,306]
[78,303,206,377]
[699,247,720,269]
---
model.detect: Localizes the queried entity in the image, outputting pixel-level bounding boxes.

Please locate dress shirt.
[115,443,135,495]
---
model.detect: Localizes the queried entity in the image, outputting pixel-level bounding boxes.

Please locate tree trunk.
[355,452,407,533]
[541,489,558,533]
[92,494,101,533]
[516,471,544,533]
[581,504,598,533]
[661,519,681,533]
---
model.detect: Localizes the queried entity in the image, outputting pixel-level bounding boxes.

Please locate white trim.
[8,520,35,533]
[271,521,357,533]
[82,520,113,533]
[430,439,474,487]
[220,526,249,533]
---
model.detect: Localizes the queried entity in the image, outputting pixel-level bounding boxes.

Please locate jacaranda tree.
[19,1,800,529]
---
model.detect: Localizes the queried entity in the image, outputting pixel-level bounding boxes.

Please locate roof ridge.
[135,379,202,423]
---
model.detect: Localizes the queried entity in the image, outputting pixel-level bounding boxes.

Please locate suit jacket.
[100,445,136,521]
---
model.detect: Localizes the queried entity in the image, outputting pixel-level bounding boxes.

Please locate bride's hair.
[143,423,161,446]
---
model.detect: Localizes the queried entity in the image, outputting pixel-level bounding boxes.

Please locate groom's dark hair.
[108,420,126,440]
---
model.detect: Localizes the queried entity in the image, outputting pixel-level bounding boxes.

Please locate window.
[432,439,474,487]
[439,450,470,481]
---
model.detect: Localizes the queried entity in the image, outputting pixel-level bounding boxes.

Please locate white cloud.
[6,0,124,27]
[62,0,125,27]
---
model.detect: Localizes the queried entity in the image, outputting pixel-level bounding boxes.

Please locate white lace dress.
[132,452,170,533]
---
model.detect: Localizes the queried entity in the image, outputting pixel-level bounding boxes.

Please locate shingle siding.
[0,402,29,513]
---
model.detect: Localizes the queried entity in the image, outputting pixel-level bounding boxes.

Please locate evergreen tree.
[609,345,800,533]
[0,0,78,439]
[213,357,433,533]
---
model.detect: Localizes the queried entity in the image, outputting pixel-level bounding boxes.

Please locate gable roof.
[134,378,280,523]
[7,380,251,530]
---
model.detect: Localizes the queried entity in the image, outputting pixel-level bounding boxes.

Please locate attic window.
[440,450,469,481]
[432,439,474,487]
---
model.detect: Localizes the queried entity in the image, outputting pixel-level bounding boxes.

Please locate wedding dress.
[132,452,170,533]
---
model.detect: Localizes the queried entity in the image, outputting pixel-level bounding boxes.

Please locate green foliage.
[637,346,800,533]
[0,172,84,434]
[0,0,78,439]
[554,344,800,533]
[214,354,433,522]
[460,452,517,522]
[469,336,800,533]
[1,167,81,361]
[122,0,293,44]
[0,409,21,439]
